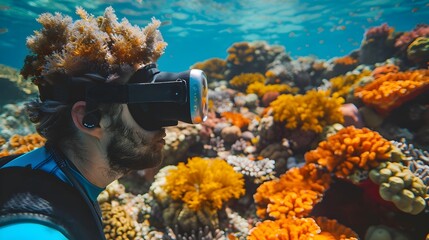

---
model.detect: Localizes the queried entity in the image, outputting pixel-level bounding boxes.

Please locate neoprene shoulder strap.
[0,166,105,240]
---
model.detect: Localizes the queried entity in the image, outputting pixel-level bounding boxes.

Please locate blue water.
[0,0,427,72]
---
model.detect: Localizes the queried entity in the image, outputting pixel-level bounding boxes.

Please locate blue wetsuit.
[0,147,104,240]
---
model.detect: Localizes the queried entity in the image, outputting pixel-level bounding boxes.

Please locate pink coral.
[395,24,429,50]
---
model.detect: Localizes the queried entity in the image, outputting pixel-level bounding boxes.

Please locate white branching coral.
[226,155,276,184]
[21,6,167,85]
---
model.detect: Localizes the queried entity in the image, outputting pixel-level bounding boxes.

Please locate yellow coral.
[163,157,245,211]
[305,126,392,179]
[328,70,371,99]
[248,217,321,240]
[246,82,299,97]
[254,163,331,219]
[21,6,166,85]
[270,90,344,133]
[369,161,427,215]
[354,70,429,115]
[229,73,265,92]
[192,58,226,82]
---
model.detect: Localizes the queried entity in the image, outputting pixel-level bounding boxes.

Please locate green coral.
[369,161,427,215]
[407,37,429,64]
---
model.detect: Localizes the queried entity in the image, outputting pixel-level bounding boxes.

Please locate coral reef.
[407,37,429,66]
[369,161,427,215]
[191,58,227,84]
[0,133,46,157]
[327,70,371,99]
[395,24,429,51]
[246,82,298,98]
[0,102,35,140]
[313,216,359,240]
[226,155,276,184]
[247,217,320,240]
[5,17,429,239]
[21,6,167,85]
[270,90,344,133]
[100,201,138,240]
[225,41,286,79]
[359,23,397,65]
[354,70,429,116]
[254,163,331,219]
[305,126,392,179]
[372,64,399,79]
[365,225,410,240]
[162,123,201,166]
[229,73,265,92]
[0,64,37,107]
[163,157,245,212]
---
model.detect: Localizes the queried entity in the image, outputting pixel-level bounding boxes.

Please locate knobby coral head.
[21,6,167,85]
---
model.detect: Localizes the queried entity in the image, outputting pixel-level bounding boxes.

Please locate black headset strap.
[47,144,106,240]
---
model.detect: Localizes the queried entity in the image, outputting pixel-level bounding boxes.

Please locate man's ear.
[71,101,103,139]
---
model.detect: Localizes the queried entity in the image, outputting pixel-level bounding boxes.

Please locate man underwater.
[0,6,207,239]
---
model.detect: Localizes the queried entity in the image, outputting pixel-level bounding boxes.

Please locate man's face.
[104,105,165,174]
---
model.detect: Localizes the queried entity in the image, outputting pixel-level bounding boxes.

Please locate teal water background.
[0,0,427,72]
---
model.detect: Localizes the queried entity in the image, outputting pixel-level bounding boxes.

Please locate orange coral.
[0,134,46,157]
[270,90,344,133]
[229,73,265,92]
[163,157,245,211]
[372,64,399,79]
[354,70,429,115]
[248,217,321,240]
[254,163,331,219]
[313,217,359,240]
[221,112,250,130]
[192,58,226,82]
[334,56,358,65]
[246,82,299,97]
[305,126,392,179]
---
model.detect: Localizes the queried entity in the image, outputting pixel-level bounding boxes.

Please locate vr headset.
[39,64,208,131]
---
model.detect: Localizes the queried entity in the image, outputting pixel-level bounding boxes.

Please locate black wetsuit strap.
[46,144,106,240]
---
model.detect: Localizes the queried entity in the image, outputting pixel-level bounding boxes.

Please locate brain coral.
[407,37,429,65]
[305,126,392,179]
[270,90,344,133]
[21,6,167,86]
[254,163,331,219]
[163,157,245,211]
[354,70,429,115]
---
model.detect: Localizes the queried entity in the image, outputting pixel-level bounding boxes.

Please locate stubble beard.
[106,120,164,175]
